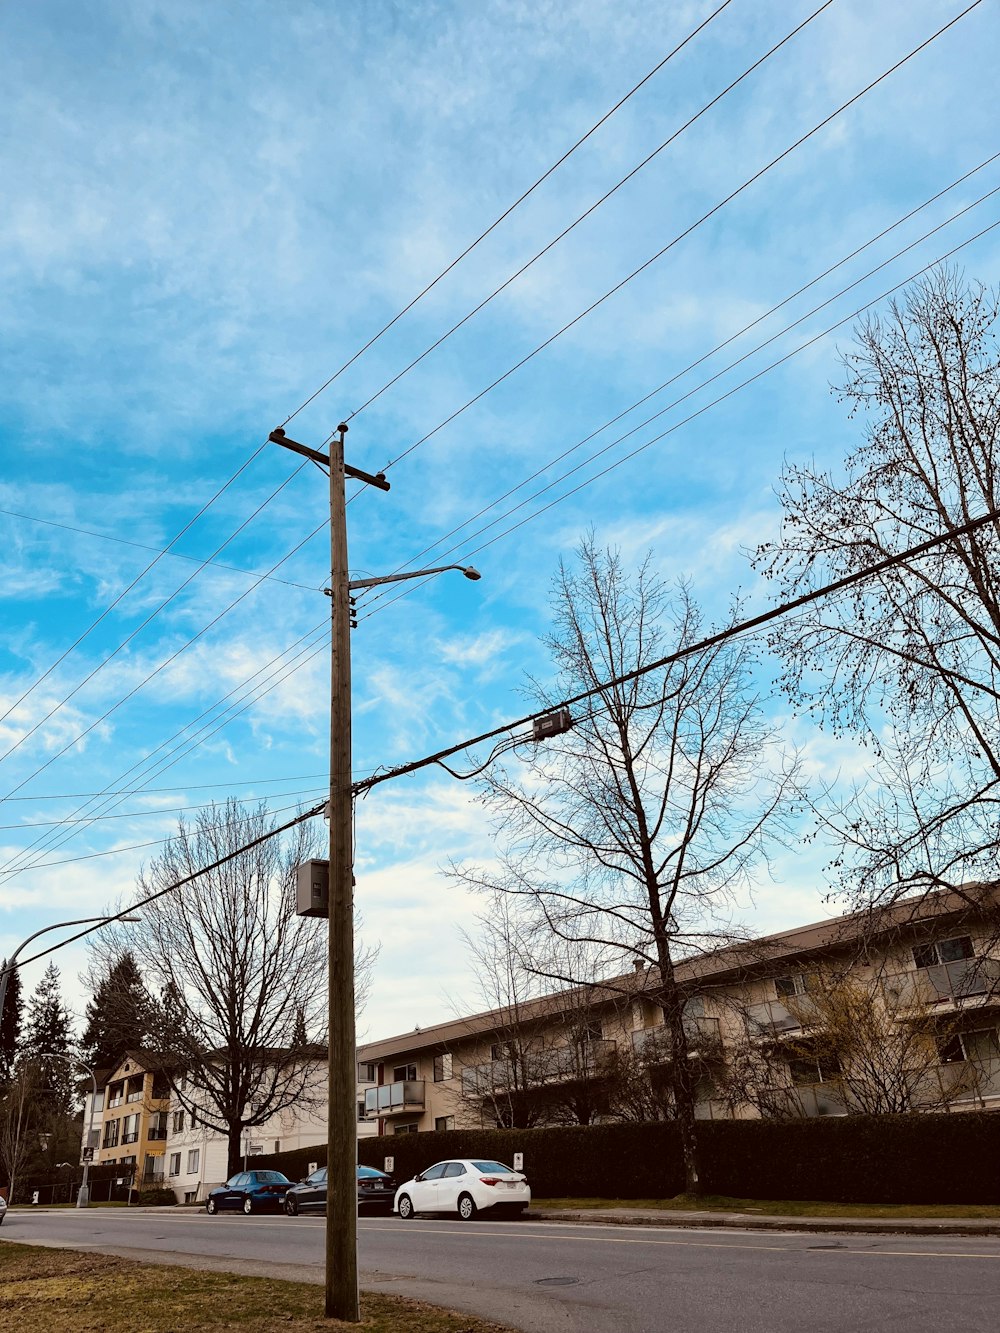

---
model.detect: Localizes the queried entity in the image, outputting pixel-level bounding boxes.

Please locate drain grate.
[535,1276,579,1287]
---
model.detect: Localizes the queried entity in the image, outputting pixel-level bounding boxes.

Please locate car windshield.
[471,1160,514,1174]
[253,1171,289,1184]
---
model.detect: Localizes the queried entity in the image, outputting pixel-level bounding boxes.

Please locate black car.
[206,1169,293,1215]
[283,1164,397,1215]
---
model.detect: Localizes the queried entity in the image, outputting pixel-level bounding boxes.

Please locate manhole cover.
[535,1277,579,1287]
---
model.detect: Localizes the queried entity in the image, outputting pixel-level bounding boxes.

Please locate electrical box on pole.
[295,859,330,918]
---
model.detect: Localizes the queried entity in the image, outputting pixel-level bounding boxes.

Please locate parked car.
[0,1193,6,1225]
[284,1164,397,1215]
[394,1159,530,1221]
[205,1169,293,1215]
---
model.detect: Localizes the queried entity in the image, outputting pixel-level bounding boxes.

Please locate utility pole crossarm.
[269,427,390,492]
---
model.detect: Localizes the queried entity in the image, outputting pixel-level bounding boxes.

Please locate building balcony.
[885,958,1000,1011]
[364,1079,425,1119]
[147,1127,168,1141]
[631,1017,721,1062]
[460,1039,617,1097]
[747,997,819,1036]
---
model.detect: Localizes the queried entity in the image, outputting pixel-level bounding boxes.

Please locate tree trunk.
[654,949,701,1196]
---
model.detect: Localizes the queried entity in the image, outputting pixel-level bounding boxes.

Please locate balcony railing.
[147,1126,168,1141]
[747,997,819,1035]
[460,1039,618,1097]
[364,1079,425,1118]
[631,1017,720,1062]
[885,958,1000,1009]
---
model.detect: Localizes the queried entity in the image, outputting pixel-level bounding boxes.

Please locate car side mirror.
[414,1173,423,1182]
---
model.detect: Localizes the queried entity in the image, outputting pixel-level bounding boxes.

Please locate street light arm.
[348,564,481,591]
[0,914,140,1035]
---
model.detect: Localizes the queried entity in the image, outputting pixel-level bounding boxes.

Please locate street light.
[347,564,481,591]
[40,1050,98,1207]
[0,914,141,1024]
[270,424,483,1323]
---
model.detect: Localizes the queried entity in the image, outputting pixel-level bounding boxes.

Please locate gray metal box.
[296,858,330,918]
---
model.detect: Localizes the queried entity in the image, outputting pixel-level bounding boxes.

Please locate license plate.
[504,1181,517,1189]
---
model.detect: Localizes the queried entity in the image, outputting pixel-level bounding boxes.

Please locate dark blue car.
[206,1169,292,1215]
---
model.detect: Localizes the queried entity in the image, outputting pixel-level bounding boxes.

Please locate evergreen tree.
[21,963,75,1113]
[80,951,151,1073]
[0,961,23,1085]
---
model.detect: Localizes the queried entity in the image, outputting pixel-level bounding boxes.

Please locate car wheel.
[243,1196,254,1215]
[397,1194,414,1220]
[284,1195,298,1216]
[457,1193,478,1222]
[206,1198,217,1215]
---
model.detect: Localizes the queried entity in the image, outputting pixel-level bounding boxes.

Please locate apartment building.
[162,1056,378,1203]
[82,1050,170,1186]
[355,884,1000,1132]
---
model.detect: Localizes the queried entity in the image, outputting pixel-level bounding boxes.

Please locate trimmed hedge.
[248,1110,1000,1205]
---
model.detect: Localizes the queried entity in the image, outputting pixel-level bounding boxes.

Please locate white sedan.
[394,1158,530,1221]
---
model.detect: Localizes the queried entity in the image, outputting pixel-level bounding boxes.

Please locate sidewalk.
[525,1205,1000,1237]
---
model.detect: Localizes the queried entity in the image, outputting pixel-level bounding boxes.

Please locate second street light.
[270,424,482,1324]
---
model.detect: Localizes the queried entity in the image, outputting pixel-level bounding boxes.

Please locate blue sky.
[2,0,998,1041]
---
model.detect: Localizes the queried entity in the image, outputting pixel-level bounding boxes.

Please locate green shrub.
[134,1186,177,1206]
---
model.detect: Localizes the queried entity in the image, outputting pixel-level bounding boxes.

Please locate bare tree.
[451,899,624,1128]
[103,800,375,1178]
[0,1062,40,1203]
[755,268,1000,909]
[453,539,802,1193]
[720,962,979,1118]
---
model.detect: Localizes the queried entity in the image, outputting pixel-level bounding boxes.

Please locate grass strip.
[533,1195,1000,1219]
[0,1241,517,1332]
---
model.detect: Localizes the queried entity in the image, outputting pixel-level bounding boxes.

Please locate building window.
[103,1119,120,1149]
[578,1021,603,1043]
[274,1140,280,1154]
[358,1061,377,1082]
[357,1100,366,1122]
[169,1153,181,1177]
[187,1149,200,1175]
[107,1082,124,1109]
[121,1113,140,1145]
[913,936,975,969]
[393,1123,418,1135]
[392,1063,417,1083]
[788,1054,840,1085]
[775,973,817,1000]
[434,1116,455,1132]
[149,1111,168,1141]
[433,1053,453,1083]
[172,1110,185,1134]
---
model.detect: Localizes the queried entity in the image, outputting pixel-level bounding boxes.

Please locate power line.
[0,460,310,774]
[344,1,834,426]
[0,794,326,874]
[0,783,330,831]
[369,1,982,481]
[0,511,327,809]
[0,506,319,591]
[355,150,1000,611]
[13,802,326,972]
[359,203,1000,624]
[16,505,1000,975]
[0,771,332,802]
[282,0,737,426]
[351,506,1000,798]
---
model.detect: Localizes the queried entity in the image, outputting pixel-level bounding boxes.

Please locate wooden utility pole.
[269,423,389,1323]
[326,421,357,1322]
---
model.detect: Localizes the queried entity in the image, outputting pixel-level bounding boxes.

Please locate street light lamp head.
[461,566,482,581]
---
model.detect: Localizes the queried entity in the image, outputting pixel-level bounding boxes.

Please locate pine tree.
[0,961,23,1086]
[21,963,75,1113]
[80,951,151,1073]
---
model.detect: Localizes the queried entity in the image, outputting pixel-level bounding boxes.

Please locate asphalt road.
[5,1208,1000,1333]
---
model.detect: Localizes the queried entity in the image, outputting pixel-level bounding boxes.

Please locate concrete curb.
[526,1208,1000,1237]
